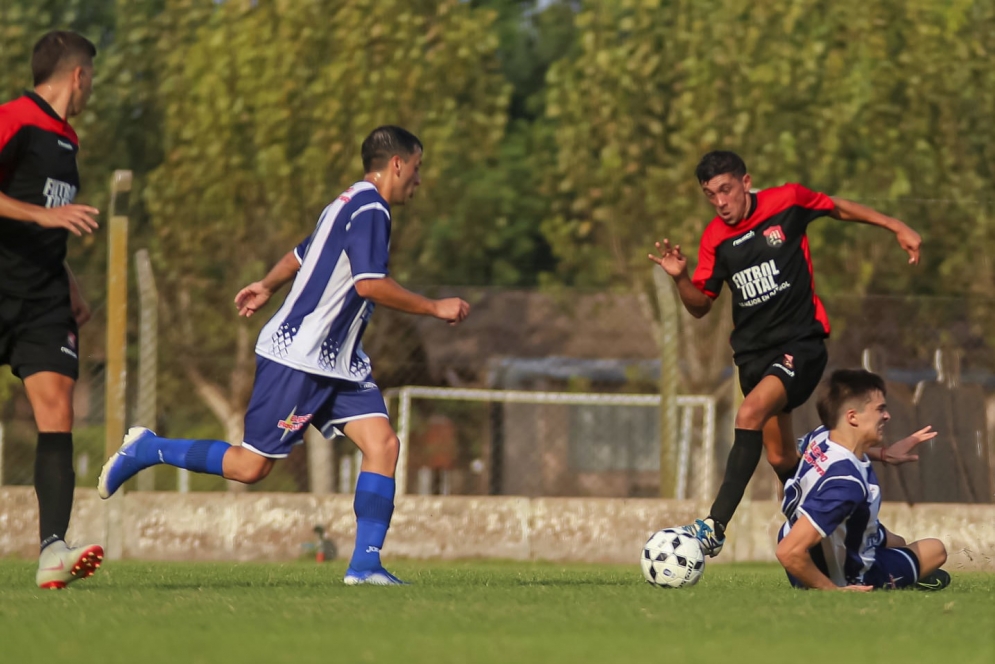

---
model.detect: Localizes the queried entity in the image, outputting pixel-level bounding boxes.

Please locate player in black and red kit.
[649,151,923,557]
[0,31,103,588]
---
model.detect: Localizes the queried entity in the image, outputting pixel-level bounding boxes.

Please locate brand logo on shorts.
[763,225,785,247]
[60,332,79,359]
[277,408,313,438]
[57,139,75,151]
[359,382,377,391]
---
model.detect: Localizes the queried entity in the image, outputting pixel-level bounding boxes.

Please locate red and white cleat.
[36,541,104,589]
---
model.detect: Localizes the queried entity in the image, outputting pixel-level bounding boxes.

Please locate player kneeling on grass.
[98,126,470,585]
[776,369,950,592]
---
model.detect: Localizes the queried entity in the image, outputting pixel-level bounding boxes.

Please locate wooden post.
[134,249,158,491]
[104,171,132,465]
[653,269,679,498]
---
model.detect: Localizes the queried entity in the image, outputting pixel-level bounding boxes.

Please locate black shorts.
[737,337,827,412]
[0,294,79,380]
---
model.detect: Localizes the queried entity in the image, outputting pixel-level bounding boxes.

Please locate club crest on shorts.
[783,354,794,370]
[763,225,785,247]
[67,332,77,351]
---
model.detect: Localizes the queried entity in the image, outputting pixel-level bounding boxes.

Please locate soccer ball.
[640,528,705,588]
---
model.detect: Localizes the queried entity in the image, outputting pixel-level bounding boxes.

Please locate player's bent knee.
[378,434,400,464]
[735,401,770,431]
[224,448,275,484]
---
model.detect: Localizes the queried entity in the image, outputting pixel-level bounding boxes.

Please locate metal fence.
[0,287,992,503]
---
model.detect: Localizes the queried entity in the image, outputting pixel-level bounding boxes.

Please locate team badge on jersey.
[763,225,785,247]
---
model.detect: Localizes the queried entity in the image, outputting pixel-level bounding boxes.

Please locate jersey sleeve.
[0,112,25,177]
[691,228,725,298]
[345,205,391,281]
[293,234,312,264]
[784,183,835,232]
[796,470,866,537]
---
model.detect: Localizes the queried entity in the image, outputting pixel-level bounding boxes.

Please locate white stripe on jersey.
[781,430,883,585]
[255,181,386,381]
[351,202,389,220]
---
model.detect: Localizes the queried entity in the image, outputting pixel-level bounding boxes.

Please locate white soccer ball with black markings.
[640,528,705,588]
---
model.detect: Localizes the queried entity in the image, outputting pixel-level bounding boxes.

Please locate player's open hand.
[434,297,470,326]
[235,282,272,318]
[34,204,99,236]
[881,425,937,465]
[648,240,688,278]
[895,223,921,265]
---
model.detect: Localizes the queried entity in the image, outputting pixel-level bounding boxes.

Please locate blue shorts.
[863,546,920,589]
[241,356,389,458]
[786,545,920,589]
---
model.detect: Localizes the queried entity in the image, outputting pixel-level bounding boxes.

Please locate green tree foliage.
[542,0,994,386]
[543,0,993,297]
[138,0,510,440]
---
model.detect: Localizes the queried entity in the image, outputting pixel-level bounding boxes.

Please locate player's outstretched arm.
[776,517,872,591]
[235,250,301,317]
[829,197,921,265]
[0,191,99,236]
[867,425,937,465]
[648,239,712,318]
[355,277,469,325]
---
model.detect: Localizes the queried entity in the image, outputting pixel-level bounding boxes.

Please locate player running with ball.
[649,151,923,557]
[100,126,469,585]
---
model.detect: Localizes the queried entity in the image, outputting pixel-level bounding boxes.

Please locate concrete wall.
[1,488,992,570]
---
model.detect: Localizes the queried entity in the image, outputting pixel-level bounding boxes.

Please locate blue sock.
[135,434,228,476]
[350,472,395,572]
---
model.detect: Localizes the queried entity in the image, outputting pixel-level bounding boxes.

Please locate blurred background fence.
[0,285,991,504]
[0,1,992,504]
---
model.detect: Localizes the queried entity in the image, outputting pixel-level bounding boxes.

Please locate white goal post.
[383,387,715,499]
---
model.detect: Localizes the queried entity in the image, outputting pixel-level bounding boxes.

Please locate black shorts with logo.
[737,337,827,412]
[0,294,79,380]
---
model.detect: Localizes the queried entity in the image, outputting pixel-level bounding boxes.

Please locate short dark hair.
[695,151,747,184]
[32,30,97,86]
[361,126,422,173]
[816,369,887,429]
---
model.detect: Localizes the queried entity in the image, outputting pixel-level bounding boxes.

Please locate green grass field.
[0,560,991,664]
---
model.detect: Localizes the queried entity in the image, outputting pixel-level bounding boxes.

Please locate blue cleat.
[343,567,408,586]
[98,427,157,499]
[682,517,725,558]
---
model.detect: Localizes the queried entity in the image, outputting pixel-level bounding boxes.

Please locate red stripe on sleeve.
[691,225,721,299]
[0,105,25,154]
[788,183,835,212]
[800,235,831,335]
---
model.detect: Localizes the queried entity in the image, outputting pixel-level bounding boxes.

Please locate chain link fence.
[1,283,991,503]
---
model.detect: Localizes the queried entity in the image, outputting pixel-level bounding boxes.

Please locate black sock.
[776,459,801,485]
[708,428,764,537]
[35,432,75,550]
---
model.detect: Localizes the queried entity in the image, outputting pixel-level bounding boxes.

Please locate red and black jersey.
[692,183,834,361]
[0,92,80,299]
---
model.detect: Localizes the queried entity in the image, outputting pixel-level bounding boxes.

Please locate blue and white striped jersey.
[255,181,390,382]
[779,427,885,586]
